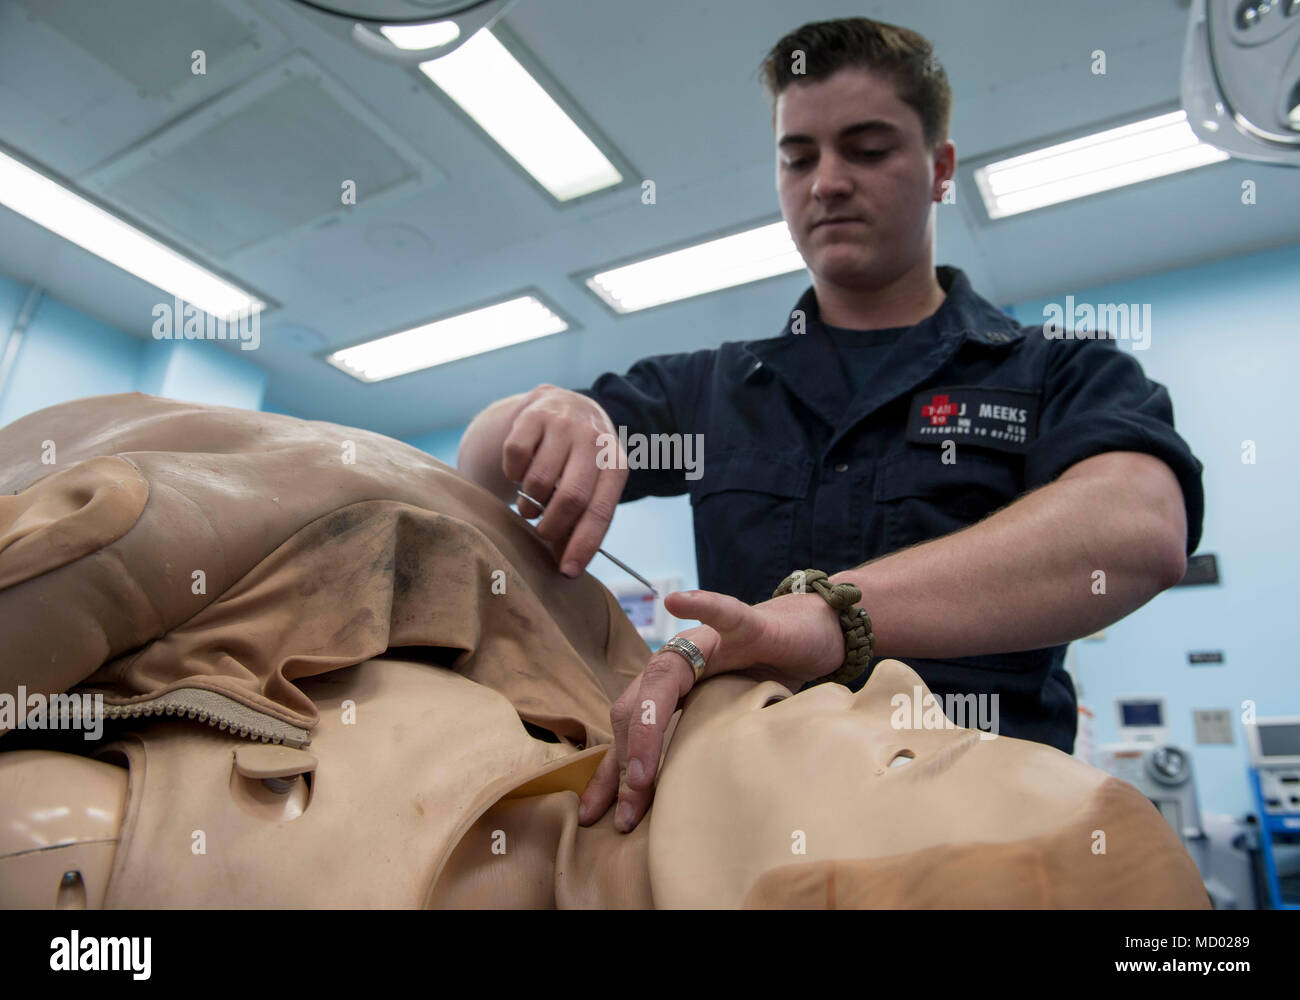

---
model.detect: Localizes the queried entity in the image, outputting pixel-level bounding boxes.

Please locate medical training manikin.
[0,394,1210,908]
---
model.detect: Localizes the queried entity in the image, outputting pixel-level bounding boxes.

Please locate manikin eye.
[889,750,916,768]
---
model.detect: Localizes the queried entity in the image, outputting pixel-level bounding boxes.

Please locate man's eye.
[785,159,810,169]
[857,149,888,159]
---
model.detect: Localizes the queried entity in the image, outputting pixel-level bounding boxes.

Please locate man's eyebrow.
[777,120,901,148]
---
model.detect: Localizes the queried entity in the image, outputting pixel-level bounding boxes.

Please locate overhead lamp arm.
[284,0,517,62]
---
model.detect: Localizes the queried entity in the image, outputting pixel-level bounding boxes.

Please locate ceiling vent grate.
[82,54,438,260]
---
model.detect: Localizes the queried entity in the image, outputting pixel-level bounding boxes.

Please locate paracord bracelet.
[772,568,874,686]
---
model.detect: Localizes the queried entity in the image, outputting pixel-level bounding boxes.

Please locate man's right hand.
[499,384,628,578]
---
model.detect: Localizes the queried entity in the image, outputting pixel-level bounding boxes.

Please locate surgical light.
[326,294,567,382]
[378,22,459,50]
[1180,0,1300,166]
[973,111,1230,220]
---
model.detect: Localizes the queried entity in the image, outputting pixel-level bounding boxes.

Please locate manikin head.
[648,659,1130,908]
[760,18,956,294]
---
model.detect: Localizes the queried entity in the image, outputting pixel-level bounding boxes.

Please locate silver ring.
[659,636,707,683]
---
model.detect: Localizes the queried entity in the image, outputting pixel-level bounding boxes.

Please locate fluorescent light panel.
[0,149,263,320]
[419,30,622,201]
[587,221,806,314]
[327,294,567,382]
[974,111,1230,219]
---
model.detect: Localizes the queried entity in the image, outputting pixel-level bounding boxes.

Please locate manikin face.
[774,67,953,290]
[648,659,1107,908]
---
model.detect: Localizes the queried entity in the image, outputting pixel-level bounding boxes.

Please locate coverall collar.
[744,266,1024,452]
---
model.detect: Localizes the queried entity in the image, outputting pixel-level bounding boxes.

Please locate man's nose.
[811,152,854,200]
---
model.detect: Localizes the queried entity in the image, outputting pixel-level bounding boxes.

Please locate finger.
[501,408,544,490]
[559,465,625,577]
[516,432,569,522]
[515,493,543,520]
[602,680,638,827]
[534,443,597,551]
[616,652,693,832]
[664,590,761,653]
[578,746,620,825]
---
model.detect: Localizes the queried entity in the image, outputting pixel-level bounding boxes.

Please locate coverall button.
[834,462,848,473]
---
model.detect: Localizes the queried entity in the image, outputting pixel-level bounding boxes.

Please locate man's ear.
[932,139,956,200]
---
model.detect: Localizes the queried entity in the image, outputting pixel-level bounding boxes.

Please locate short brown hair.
[758,17,952,151]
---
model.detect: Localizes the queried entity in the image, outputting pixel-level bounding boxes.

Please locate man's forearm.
[457,392,528,503]
[830,452,1188,659]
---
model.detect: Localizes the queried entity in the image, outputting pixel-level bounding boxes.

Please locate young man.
[457,17,1204,834]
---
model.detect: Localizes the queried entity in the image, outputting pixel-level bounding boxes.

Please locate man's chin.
[810,250,884,288]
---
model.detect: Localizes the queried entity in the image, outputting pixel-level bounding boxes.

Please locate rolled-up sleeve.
[571,349,709,502]
[1025,338,1204,555]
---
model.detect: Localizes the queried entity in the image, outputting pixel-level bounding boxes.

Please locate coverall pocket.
[873,448,1023,553]
[688,451,811,604]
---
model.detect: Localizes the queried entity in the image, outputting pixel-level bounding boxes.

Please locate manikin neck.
[428,780,655,908]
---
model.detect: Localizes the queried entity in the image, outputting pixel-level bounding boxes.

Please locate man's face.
[774,67,953,288]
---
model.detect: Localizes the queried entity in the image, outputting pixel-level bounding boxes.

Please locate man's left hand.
[577,588,843,833]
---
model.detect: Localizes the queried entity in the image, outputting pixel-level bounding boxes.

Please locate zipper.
[90,687,312,747]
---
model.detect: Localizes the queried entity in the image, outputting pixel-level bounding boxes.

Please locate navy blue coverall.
[575,265,1204,753]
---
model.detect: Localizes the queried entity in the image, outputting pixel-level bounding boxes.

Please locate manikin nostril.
[56,870,86,910]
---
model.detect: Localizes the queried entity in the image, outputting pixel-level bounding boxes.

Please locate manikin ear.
[668,674,793,752]
[682,672,789,713]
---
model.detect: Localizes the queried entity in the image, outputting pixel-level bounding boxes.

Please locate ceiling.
[0,0,1297,439]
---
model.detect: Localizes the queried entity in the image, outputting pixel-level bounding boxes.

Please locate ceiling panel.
[15,0,257,97]
[0,0,1295,443]
[85,53,439,260]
